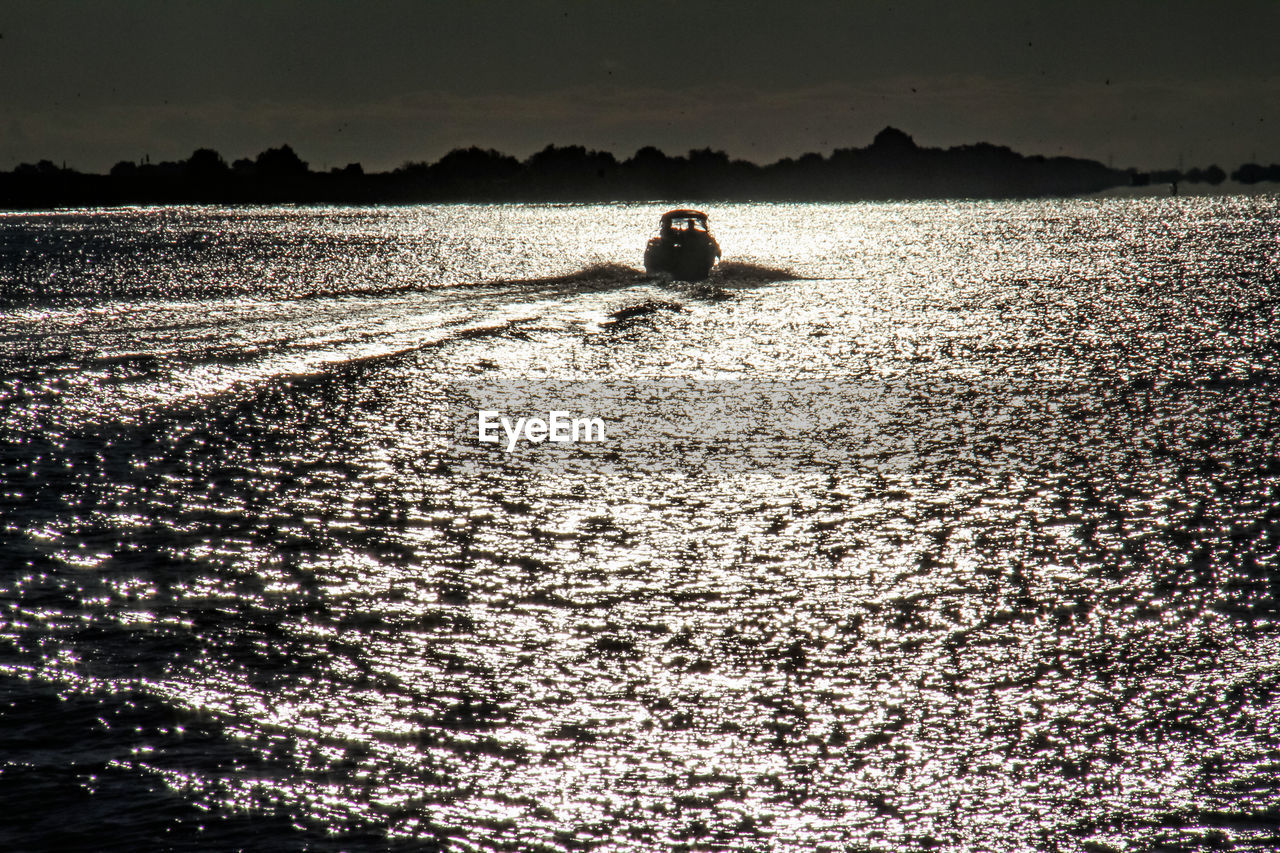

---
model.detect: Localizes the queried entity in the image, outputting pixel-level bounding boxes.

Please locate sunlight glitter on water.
[3,198,1280,851]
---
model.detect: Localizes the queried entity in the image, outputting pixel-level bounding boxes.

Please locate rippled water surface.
[3,199,1280,851]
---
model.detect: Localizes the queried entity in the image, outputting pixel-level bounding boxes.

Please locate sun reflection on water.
[3,198,1280,850]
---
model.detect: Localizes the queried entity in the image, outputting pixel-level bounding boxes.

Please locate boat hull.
[643,236,719,281]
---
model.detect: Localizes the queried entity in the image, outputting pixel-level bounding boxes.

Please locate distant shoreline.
[3,127,1277,211]
[1088,181,1279,199]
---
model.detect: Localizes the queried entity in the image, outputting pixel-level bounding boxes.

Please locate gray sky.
[2,0,1278,172]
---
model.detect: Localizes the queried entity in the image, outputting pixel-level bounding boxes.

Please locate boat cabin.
[644,208,721,280]
[660,209,711,237]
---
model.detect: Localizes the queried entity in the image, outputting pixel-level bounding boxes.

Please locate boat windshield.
[662,215,709,233]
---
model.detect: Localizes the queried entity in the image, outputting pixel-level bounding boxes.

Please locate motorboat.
[643,209,721,281]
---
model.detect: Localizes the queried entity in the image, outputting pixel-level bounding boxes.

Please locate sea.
[2,198,1279,852]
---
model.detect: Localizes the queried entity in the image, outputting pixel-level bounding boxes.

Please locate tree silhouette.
[254,144,309,179]
[4,128,1277,209]
[184,148,229,179]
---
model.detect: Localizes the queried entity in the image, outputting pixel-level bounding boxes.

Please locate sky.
[2,0,1278,173]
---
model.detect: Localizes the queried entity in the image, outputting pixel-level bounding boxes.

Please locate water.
[2,199,1279,851]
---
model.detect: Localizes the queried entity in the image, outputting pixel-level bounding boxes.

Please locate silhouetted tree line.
[1127,161,1280,188]
[1230,162,1280,184]
[2,128,1276,209]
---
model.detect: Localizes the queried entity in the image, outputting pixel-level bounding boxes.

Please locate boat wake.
[710,261,806,282]
[467,259,804,295]
[4,256,808,434]
[256,261,802,304]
